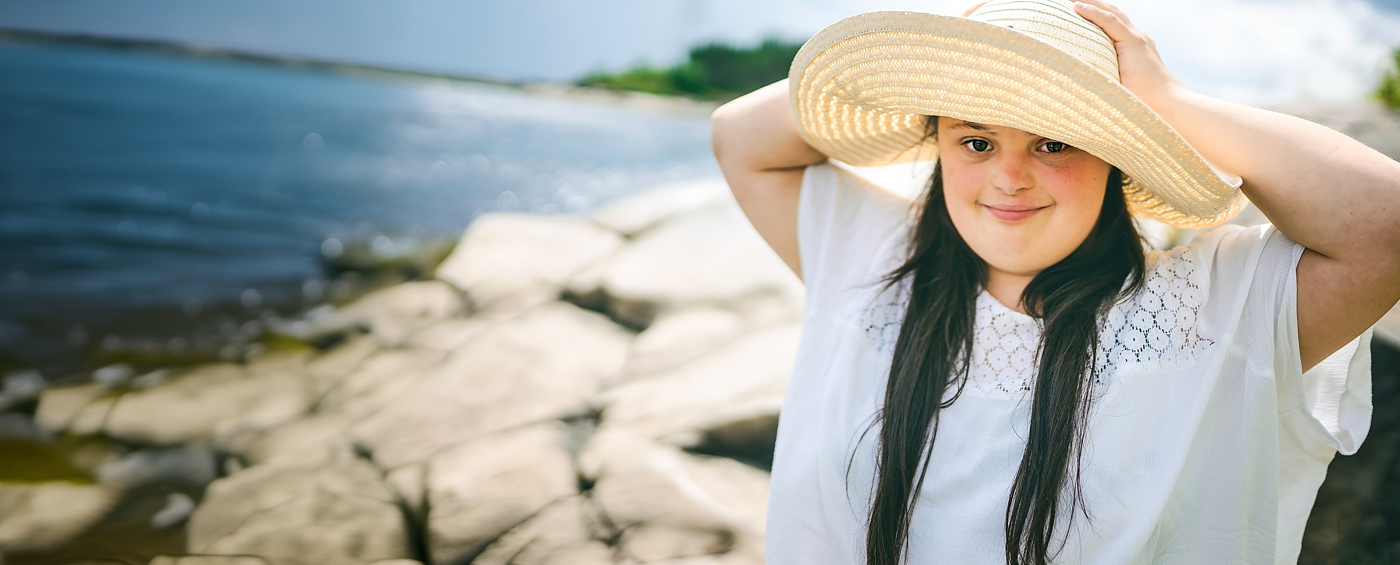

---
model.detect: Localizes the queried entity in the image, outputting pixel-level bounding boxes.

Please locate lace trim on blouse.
[858,246,1216,400]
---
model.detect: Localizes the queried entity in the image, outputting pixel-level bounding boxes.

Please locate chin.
[980,252,1058,277]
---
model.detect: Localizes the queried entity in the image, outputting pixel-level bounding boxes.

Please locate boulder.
[150,492,197,530]
[578,428,768,563]
[589,178,730,237]
[186,459,411,565]
[95,444,217,489]
[0,481,118,553]
[435,213,624,312]
[386,462,426,524]
[219,413,356,468]
[618,306,746,383]
[149,557,271,565]
[33,383,107,433]
[472,496,615,565]
[317,348,446,420]
[595,324,799,450]
[320,281,467,348]
[68,395,116,436]
[104,355,314,446]
[352,302,631,470]
[306,334,380,397]
[426,422,580,565]
[405,317,497,352]
[597,203,804,328]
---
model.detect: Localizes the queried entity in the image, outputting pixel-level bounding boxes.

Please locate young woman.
[710,0,1400,564]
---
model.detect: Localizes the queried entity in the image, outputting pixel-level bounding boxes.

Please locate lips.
[982,203,1050,222]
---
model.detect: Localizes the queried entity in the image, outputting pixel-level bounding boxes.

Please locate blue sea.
[0,39,717,377]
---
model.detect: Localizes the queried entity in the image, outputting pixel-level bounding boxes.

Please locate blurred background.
[1,1,1399,564]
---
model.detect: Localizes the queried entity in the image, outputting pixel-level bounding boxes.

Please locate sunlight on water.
[0,40,717,375]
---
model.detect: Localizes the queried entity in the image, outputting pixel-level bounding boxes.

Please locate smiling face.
[937,118,1113,284]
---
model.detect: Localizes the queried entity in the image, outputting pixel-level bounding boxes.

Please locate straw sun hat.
[788,0,1246,229]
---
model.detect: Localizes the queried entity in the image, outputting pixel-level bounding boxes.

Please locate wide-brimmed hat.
[788,0,1245,229]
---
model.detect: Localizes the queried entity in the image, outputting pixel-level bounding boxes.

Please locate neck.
[985,267,1037,315]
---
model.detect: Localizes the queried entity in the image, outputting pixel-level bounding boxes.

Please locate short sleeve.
[797,162,917,308]
[1184,224,1374,457]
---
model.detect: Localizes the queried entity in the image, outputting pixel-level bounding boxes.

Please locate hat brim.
[789,10,1245,229]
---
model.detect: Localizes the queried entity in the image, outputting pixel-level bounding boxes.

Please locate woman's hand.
[1071,0,1185,108]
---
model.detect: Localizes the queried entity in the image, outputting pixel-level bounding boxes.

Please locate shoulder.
[798,162,919,301]
[800,161,917,219]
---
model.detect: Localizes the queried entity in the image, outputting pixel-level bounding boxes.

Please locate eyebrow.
[947,121,996,134]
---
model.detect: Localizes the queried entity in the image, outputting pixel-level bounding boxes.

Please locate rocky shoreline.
[3,177,797,565]
[3,100,1400,565]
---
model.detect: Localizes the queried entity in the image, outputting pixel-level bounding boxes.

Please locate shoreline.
[0,28,720,118]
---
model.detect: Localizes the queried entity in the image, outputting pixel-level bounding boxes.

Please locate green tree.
[1379,47,1400,109]
[578,37,805,101]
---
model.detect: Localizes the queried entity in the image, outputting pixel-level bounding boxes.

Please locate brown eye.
[1041,141,1067,153]
[964,139,990,152]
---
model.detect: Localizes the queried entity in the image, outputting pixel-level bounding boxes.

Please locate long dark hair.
[860,115,1148,565]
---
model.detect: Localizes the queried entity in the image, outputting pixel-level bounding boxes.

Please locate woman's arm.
[711,79,829,279]
[1075,0,1400,372]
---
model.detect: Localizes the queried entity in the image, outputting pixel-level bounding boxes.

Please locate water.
[0,39,717,377]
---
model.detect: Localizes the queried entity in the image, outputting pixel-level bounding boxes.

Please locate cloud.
[695,0,1400,104]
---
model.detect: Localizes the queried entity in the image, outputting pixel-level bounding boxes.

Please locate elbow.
[710,101,739,167]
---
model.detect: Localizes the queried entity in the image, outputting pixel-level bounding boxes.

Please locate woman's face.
[937,118,1112,279]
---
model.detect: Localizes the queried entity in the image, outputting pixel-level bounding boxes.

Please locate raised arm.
[1075,0,1400,372]
[711,79,829,279]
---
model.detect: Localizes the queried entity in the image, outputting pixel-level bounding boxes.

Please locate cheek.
[1043,171,1108,235]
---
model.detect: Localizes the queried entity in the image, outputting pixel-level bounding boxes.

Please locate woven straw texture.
[788,0,1246,229]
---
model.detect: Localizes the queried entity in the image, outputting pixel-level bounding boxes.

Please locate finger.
[1072,0,1135,27]
[1072,1,1135,43]
[961,1,989,17]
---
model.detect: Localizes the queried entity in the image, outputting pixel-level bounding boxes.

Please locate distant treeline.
[1380,47,1400,110]
[577,38,805,102]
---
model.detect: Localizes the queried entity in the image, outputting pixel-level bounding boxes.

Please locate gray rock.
[472,496,615,565]
[34,383,108,433]
[96,444,217,489]
[386,463,426,524]
[0,370,45,412]
[578,429,768,563]
[149,492,196,530]
[404,317,496,352]
[148,557,271,565]
[219,413,356,468]
[186,459,411,565]
[92,364,135,387]
[0,481,118,553]
[435,213,625,312]
[306,334,380,397]
[318,281,468,348]
[589,178,730,237]
[68,395,116,436]
[595,324,799,448]
[618,306,746,383]
[317,348,446,419]
[596,203,804,328]
[352,302,631,470]
[426,422,580,565]
[0,413,51,442]
[104,354,314,446]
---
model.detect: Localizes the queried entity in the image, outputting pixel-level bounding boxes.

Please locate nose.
[991,152,1035,195]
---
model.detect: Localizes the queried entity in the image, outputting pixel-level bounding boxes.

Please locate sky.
[4,0,1400,106]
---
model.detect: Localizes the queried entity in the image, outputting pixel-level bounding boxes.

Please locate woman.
[710,0,1400,564]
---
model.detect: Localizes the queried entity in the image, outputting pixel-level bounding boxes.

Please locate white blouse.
[766,162,1373,565]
